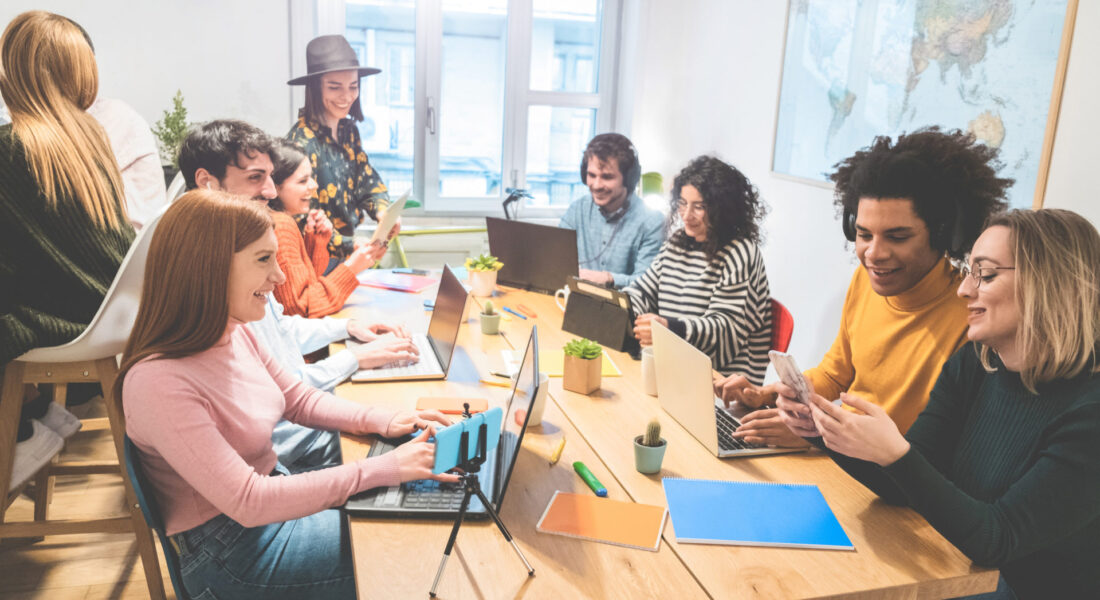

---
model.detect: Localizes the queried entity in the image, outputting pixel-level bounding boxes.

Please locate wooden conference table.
[335,276,997,599]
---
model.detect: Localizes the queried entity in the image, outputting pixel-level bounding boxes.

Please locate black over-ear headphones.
[843,200,967,256]
[579,135,641,193]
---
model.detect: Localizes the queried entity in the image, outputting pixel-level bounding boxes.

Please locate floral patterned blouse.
[287,110,390,260]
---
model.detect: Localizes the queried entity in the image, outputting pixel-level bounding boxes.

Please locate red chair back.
[770,298,794,353]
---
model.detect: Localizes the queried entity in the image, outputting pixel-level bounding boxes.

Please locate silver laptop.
[651,320,803,458]
[351,264,467,382]
[345,326,541,518]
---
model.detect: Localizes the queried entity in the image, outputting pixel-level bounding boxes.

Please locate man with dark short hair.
[559,133,665,288]
[718,127,1011,448]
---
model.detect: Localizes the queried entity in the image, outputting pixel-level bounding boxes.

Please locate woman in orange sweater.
[268,140,381,317]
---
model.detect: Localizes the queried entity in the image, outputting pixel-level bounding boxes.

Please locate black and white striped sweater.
[625,238,772,383]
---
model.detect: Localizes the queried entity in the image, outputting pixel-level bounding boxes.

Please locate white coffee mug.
[528,372,551,426]
[554,286,570,311]
[641,347,658,396]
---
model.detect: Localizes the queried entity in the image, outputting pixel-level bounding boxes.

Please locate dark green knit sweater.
[819,343,1100,598]
[0,124,135,364]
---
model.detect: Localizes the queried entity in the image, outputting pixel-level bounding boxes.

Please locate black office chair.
[123,436,192,600]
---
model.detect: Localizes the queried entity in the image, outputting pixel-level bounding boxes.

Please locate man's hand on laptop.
[391,426,462,484]
[714,374,778,409]
[578,268,612,286]
[347,319,411,342]
[733,408,810,448]
[351,336,421,370]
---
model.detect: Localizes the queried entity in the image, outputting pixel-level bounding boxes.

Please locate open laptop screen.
[493,326,539,511]
[426,264,465,369]
[486,217,578,294]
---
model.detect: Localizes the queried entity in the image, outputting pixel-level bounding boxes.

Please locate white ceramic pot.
[469,270,498,297]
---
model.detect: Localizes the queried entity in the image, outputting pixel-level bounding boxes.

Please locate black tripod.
[429,405,534,597]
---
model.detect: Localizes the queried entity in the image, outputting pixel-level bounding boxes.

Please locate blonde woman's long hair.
[0,11,126,229]
[979,209,1100,392]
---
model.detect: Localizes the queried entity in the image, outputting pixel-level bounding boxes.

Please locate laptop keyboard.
[363,439,465,510]
[715,407,765,451]
[353,334,443,380]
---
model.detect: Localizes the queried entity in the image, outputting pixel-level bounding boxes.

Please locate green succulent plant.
[642,418,662,447]
[563,338,602,360]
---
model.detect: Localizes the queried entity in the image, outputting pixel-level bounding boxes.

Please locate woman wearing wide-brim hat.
[286,34,393,274]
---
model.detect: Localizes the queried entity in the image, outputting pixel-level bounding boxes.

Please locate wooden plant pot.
[563,353,601,395]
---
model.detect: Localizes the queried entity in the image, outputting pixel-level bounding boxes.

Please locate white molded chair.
[166,170,186,203]
[0,204,170,599]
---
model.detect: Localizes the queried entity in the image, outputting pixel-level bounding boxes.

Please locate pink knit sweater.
[123,323,400,535]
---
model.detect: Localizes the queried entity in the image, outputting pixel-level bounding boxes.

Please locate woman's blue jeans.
[173,509,355,600]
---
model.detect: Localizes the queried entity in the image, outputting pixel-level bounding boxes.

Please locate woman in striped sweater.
[626,156,772,383]
[268,139,381,317]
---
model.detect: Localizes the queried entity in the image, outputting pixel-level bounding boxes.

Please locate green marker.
[573,461,607,497]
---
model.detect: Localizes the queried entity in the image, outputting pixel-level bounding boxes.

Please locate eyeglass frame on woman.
[960,262,1015,289]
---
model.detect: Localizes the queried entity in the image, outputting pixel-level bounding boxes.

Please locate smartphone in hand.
[769,350,813,406]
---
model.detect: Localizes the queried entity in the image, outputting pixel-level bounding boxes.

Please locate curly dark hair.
[667,155,767,259]
[829,126,1012,260]
[178,119,274,190]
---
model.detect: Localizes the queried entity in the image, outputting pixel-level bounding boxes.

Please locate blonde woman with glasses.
[777,209,1100,599]
[0,11,134,490]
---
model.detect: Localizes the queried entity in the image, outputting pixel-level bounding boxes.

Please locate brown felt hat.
[287,35,380,85]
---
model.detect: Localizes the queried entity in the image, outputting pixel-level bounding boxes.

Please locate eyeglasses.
[675,199,706,216]
[960,263,1015,289]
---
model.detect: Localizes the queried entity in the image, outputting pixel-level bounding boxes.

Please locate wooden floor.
[0,398,174,600]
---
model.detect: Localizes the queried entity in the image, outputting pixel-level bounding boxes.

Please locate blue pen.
[501,306,527,320]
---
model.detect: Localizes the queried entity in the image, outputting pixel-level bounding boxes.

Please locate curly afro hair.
[668,155,767,259]
[829,126,1012,261]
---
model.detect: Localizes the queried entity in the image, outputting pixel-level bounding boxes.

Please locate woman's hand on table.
[714,374,778,409]
[733,408,810,448]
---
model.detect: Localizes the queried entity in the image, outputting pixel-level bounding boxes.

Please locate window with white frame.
[342,0,620,214]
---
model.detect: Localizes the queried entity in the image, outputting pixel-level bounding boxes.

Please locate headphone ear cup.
[842,208,857,242]
[579,155,588,187]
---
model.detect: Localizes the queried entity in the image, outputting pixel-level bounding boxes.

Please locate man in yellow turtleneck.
[719,128,1012,447]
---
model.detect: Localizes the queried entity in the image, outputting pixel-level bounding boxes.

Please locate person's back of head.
[831,127,1012,261]
[0,10,126,229]
[178,119,274,190]
[980,208,1100,390]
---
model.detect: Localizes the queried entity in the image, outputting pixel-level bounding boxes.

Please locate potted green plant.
[562,337,602,395]
[152,89,191,186]
[465,253,503,297]
[480,300,501,335]
[634,418,667,474]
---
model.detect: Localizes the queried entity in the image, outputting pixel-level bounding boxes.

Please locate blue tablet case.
[662,478,854,550]
[431,407,503,474]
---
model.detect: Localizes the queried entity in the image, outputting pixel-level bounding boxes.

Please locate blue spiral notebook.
[662,478,854,550]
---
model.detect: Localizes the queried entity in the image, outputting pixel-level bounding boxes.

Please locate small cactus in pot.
[634,418,667,474]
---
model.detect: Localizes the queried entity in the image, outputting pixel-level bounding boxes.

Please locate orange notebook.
[536,491,667,552]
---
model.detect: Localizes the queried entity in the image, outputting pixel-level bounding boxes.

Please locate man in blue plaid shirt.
[559,133,665,288]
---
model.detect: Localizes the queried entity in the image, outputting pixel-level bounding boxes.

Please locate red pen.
[516,303,538,318]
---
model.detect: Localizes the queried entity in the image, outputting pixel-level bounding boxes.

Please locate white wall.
[0,1,295,136]
[627,0,1099,369]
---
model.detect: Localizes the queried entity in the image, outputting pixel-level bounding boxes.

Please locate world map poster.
[772,0,1073,208]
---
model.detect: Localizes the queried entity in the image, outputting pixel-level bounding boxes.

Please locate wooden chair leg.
[1,362,27,526]
[97,358,167,600]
